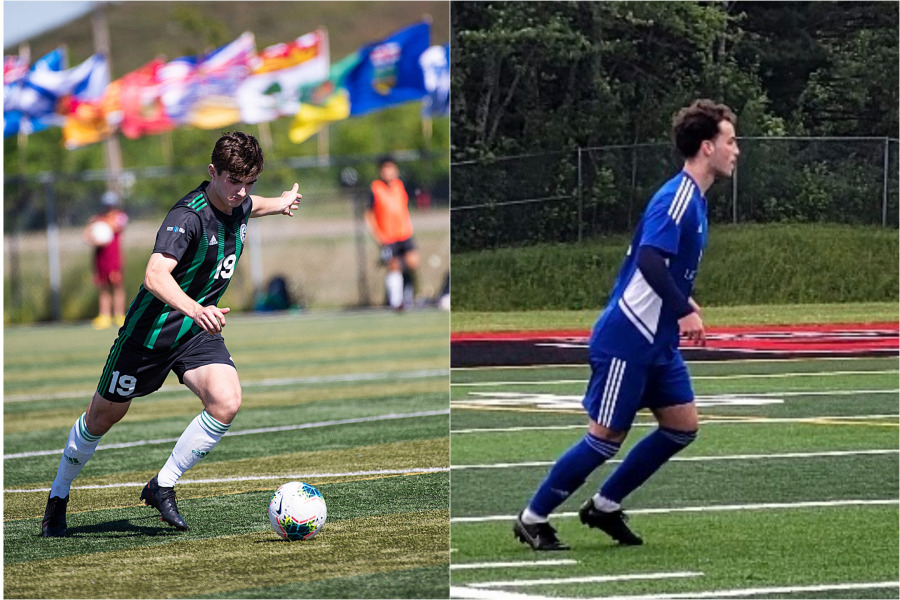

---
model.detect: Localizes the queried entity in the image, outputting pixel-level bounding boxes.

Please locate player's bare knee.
[85,393,129,435]
[588,421,628,444]
[206,387,241,424]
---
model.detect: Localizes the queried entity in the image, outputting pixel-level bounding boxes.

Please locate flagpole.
[317,27,330,166]
[92,1,123,196]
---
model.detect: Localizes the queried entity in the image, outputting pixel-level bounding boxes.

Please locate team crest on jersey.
[240,224,247,242]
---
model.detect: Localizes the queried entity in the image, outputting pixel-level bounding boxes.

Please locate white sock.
[521,507,548,524]
[50,413,103,498]
[386,271,404,308]
[156,411,230,488]
[592,493,622,512]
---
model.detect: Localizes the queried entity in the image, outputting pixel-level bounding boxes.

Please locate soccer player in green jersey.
[42,132,302,536]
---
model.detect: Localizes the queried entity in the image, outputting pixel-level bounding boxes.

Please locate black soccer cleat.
[513,512,570,551]
[140,476,188,531]
[41,494,69,537]
[578,499,643,545]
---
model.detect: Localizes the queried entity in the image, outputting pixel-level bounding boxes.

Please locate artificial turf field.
[4,309,450,599]
[450,356,899,599]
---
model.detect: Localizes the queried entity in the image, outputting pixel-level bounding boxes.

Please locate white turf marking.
[452,449,899,471]
[5,467,450,494]
[451,369,898,387]
[3,410,449,460]
[4,368,450,403]
[597,581,900,599]
[470,572,704,589]
[450,581,900,600]
[451,560,578,571]
[451,499,899,523]
[452,414,900,434]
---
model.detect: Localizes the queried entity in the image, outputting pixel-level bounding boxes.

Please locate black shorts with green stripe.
[96,332,235,402]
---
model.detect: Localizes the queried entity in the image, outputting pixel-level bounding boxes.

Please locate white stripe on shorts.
[599,358,626,426]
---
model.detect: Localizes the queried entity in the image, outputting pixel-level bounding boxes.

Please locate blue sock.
[600,427,697,503]
[527,433,620,517]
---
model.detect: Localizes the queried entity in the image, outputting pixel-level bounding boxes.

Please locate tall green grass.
[451,223,899,311]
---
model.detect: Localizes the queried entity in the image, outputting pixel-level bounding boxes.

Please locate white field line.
[470,572,704,589]
[451,449,899,471]
[451,369,898,387]
[596,581,900,599]
[4,368,450,403]
[450,581,900,600]
[3,410,449,460]
[452,389,898,402]
[452,414,900,434]
[451,560,578,571]
[5,467,450,494]
[451,499,899,524]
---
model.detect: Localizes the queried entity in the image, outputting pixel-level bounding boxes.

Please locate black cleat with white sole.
[578,498,643,545]
[513,512,570,551]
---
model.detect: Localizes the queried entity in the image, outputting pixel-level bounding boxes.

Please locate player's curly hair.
[672,100,737,159]
[211,131,264,178]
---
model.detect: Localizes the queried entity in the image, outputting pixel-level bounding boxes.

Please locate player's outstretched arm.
[250,183,302,218]
[144,252,230,334]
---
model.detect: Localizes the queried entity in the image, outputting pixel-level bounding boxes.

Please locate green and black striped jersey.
[119,181,251,350]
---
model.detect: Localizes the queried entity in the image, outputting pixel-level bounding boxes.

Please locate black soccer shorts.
[380,237,417,264]
[96,332,235,402]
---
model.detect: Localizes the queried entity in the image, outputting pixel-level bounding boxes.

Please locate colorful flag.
[185,31,256,129]
[420,43,449,118]
[4,49,107,137]
[343,21,431,117]
[288,51,361,144]
[117,58,176,139]
[237,29,330,124]
[4,50,30,85]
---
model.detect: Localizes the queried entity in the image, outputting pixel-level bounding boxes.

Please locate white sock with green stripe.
[156,411,231,488]
[50,413,103,498]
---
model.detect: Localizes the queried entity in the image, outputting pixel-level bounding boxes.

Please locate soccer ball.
[268,481,327,541]
[87,221,114,246]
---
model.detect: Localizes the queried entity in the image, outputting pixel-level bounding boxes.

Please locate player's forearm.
[248,195,284,217]
[250,184,301,218]
[144,266,202,319]
[636,245,693,318]
[364,212,384,244]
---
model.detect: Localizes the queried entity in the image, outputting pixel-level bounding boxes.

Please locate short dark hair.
[672,100,737,159]
[378,154,396,168]
[211,131,264,178]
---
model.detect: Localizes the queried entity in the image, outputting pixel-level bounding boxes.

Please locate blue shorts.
[581,350,694,431]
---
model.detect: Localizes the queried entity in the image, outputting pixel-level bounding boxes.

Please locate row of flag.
[3,21,449,149]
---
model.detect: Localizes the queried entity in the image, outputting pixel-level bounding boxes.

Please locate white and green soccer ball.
[268,481,327,541]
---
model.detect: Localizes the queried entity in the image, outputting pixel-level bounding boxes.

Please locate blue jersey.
[590,171,708,364]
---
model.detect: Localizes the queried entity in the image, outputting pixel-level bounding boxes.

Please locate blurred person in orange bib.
[365,156,420,310]
[84,191,129,329]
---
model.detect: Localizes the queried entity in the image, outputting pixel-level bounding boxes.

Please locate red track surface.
[452,322,899,354]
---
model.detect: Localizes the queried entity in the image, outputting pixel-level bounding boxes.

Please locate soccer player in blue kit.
[514,100,740,550]
[42,132,302,536]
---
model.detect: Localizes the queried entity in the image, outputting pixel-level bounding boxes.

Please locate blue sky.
[4,1,95,50]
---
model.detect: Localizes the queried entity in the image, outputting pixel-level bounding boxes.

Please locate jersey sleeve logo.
[240,224,247,242]
[166,226,186,234]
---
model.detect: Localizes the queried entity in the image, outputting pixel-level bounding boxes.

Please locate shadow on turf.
[38,516,185,539]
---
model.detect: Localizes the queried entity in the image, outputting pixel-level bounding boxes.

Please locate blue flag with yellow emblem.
[344,21,430,117]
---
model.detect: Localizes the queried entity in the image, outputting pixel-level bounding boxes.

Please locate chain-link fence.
[451,137,899,252]
[4,152,449,323]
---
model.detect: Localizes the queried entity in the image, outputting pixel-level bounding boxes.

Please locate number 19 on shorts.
[108,371,137,396]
